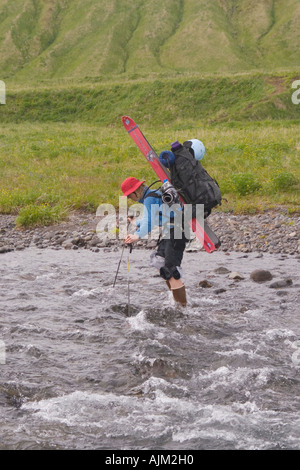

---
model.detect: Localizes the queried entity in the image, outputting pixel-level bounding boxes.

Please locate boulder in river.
[250,269,273,283]
[228,272,244,280]
[199,280,213,288]
[269,279,293,289]
[214,267,231,274]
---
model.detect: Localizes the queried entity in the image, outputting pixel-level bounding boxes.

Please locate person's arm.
[125,233,139,244]
[134,201,151,239]
[124,203,149,244]
[125,196,161,244]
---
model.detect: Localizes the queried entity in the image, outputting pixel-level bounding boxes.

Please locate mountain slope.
[0,0,299,81]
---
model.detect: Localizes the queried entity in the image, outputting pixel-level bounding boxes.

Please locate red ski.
[122,116,220,253]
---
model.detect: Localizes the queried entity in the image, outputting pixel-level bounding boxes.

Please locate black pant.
[157,228,187,280]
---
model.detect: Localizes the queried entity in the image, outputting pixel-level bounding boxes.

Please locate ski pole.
[127,243,133,314]
[112,219,132,288]
[113,244,125,288]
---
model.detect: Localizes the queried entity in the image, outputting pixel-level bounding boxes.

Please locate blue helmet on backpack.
[188,139,205,161]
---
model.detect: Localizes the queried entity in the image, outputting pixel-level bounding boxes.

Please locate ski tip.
[122,116,136,131]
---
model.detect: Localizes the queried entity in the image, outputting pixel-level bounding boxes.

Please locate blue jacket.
[134,187,175,239]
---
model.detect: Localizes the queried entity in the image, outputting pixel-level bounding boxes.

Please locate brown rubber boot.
[171,285,187,307]
[165,280,171,290]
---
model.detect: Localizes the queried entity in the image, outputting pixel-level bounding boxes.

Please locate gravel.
[0,210,299,255]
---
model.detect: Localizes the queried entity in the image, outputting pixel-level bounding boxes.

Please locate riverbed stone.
[214,288,227,294]
[250,269,273,282]
[0,209,299,255]
[0,245,14,253]
[269,279,293,288]
[276,290,289,296]
[228,272,244,280]
[199,280,213,288]
[62,240,73,250]
[214,266,231,274]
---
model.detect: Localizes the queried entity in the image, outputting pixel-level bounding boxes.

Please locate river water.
[0,247,299,450]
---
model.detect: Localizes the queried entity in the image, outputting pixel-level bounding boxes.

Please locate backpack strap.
[141,180,162,201]
[143,191,161,200]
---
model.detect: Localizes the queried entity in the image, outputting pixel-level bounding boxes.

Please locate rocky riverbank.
[0,210,299,255]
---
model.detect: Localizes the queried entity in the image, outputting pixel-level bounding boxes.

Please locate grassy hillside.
[0,0,299,81]
[1,72,300,125]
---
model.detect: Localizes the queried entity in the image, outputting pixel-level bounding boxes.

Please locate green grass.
[0,120,299,226]
[16,203,66,227]
[1,72,300,125]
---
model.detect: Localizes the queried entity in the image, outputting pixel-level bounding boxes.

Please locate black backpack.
[170,141,222,217]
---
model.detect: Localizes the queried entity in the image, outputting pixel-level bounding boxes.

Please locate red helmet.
[121,177,145,197]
